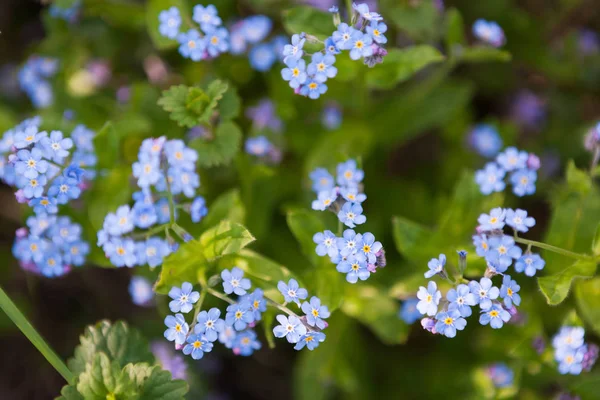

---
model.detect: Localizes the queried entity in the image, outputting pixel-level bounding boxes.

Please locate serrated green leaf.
[185,87,210,116]
[200,80,229,123]
[342,285,409,345]
[77,353,137,400]
[56,384,83,400]
[218,85,241,121]
[68,320,154,376]
[155,221,255,293]
[188,121,242,167]
[158,85,198,128]
[458,46,512,63]
[93,121,119,170]
[282,6,333,40]
[538,260,597,305]
[87,166,133,232]
[445,8,465,50]
[365,46,445,90]
[146,0,188,50]
[575,278,600,335]
[124,363,188,400]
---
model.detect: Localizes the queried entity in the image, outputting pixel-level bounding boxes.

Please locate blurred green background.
[1,0,600,399]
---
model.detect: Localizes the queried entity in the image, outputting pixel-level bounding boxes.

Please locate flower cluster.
[244,99,284,164]
[474,207,545,277]
[229,16,286,72]
[487,363,514,388]
[18,56,59,108]
[129,276,155,307]
[0,117,96,214]
[321,102,343,130]
[244,136,282,164]
[97,137,207,268]
[414,207,544,338]
[12,215,89,277]
[472,19,505,48]
[468,124,503,158]
[158,5,229,61]
[475,147,540,196]
[163,274,329,359]
[49,0,81,23]
[281,2,388,99]
[309,159,385,283]
[584,121,600,152]
[552,326,598,375]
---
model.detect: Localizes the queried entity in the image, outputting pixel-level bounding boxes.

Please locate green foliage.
[155,221,255,293]
[384,0,440,42]
[538,260,597,305]
[188,121,242,167]
[282,6,333,40]
[87,166,133,232]
[93,121,120,170]
[76,353,138,400]
[123,364,188,399]
[199,189,245,229]
[457,47,512,63]
[365,46,445,89]
[445,8,465,49]
[575,277,600,335]
[84,0,146,29]
[146,0,188,50]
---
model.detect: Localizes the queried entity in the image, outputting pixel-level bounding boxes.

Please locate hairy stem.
[205,287,235,304]
[513,236,594,261]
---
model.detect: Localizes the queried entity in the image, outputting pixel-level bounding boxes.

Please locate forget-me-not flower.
[416,281,442,316]
[168,282,200,313]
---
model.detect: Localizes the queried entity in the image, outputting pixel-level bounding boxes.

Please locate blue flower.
[14,125,44,149]
[329,6,339,13]
[359,232,382,263]
[104,205,134,236]
[333,23,358,50]
[313,230,339,258]
[352,2,383,21]
[434,309,467,338]
[221,267,251,296]
[63,163,85,182]
[447,284,478,317]
[225,301,254,331]
[488,363,514,388]
[132,202,157,229]
[282,34,306,63]
[17,174,46,198]
[192,4,222,31]
[40,252,64,277]
[336,254,370,283]
[487,235,522,270]
[132,154,161,188]
[479,303,511,328]
[500,275,521,308]
[475,162,506,194]
[26,214,55,236]
[158,6,181,39]
[104,238,137,267]
[300,79,328,99]
[556,346,585,375]
[49,217,81,245]
[242,15,272,44]
[155,198,172,224]
[399,298,421,324]
[233,329,261,356]
[281,58,308,89]
[478,207,506,231]
[514,253,545,277]
[70,124,95,151]
[337,202,366,228]
[309,168,335,192]
[128,276,154,306]
[48,176,81,204]
[311,189,338,211]
[505,208,535,232]
[473,19,505,48]
[349,31,374,60]
[424,253,446,279]
[195,307,225,342]
[277,279,308,305]
[29,196,58,214]
[469,124,503,158]
[168,282,200,313]
[15,148,49,179]
[249,43,277,72]
[273,315,307,343]
[336,159,364,186]
[63,240,89,266]
[469,277,500,310]
[183,334,213,360]
[340,187,366,203]
[324,37,341,54]
[204,27,229,57]
[301,296,330,329]
[473,234,492,257]
[245,136,272,157]
[178,29,206,61]
[552,326,585,350]
[241,288,267,321]
[164,140,197,170]
[497,147,528,171]
[164,313,189,345]
[510,168,537,197]
[336,229,362,257]
[190,196,208,223]
[136,237,171,267]
[294,332,326,351]
[307,53,337,83]
[39,130,73,163]
[218,325,237,349]
[366,21,388,44]
[416,281,442,316]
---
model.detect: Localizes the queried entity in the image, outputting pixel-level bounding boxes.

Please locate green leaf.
[458,47,512,63]
[391,216,433,262]
[445,8,465,50]
[146,0,188,50]
[188,121,242,167]
[386,1,440,41]
[84,0,145,30]
[68,320,154,376]
[575,278,600,335]
[538,260,597,305]
[87,166,133,231]
[155,221,255,293]
[217,85,241,121]
[124,363,188,399]
[342,285,409,345]
[200,189,245,228]
[76,353,137,400]
[56,384,84,400]
[286,209,326,267]
[199,80,229,123]
[365,46,445,89]
[157,85,198,128]
[566,160,593,195]
[282,6,333,40]
[593,223,600,256]
[93,121,119,170]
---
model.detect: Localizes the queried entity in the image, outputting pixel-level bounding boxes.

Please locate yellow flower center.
[444,317,453,325]
[27,160,36,167]
[309,82,318,90]
[211,36,219,45]
[489,217,497,224]
[312,309,319,317]
[507,288,513,296]
[482,242,488,250]
[193,340,202,348]
[426,295,432,303]
[373,29,380,36]
[317,63,325,71]
[25,135,34,142]
[363,245,371,253]
[489,310,499,317]
[41,199,49,206]
[30,244,38,251]
[292,68,300,77]
[30,179,38,187]
[117,247,125,256]
[188,40,196,49]
[235,311,243,319]
[355,40,364,49]
[253,300,260,309]
[175,324,182,332]
[48,258,56,266]
[351,263,359,271]
[242,337,250,345]
[305,335,314,342]
[344,171,352,178]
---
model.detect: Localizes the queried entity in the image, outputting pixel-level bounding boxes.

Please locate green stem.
[190,290,207,331]
[265,297,301,319]
[0,285,74,383]
[171,223,191,242]
[163,165,176,225]
[345,0,353,23]
[513,236,593,261]
[205,288,235,305]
